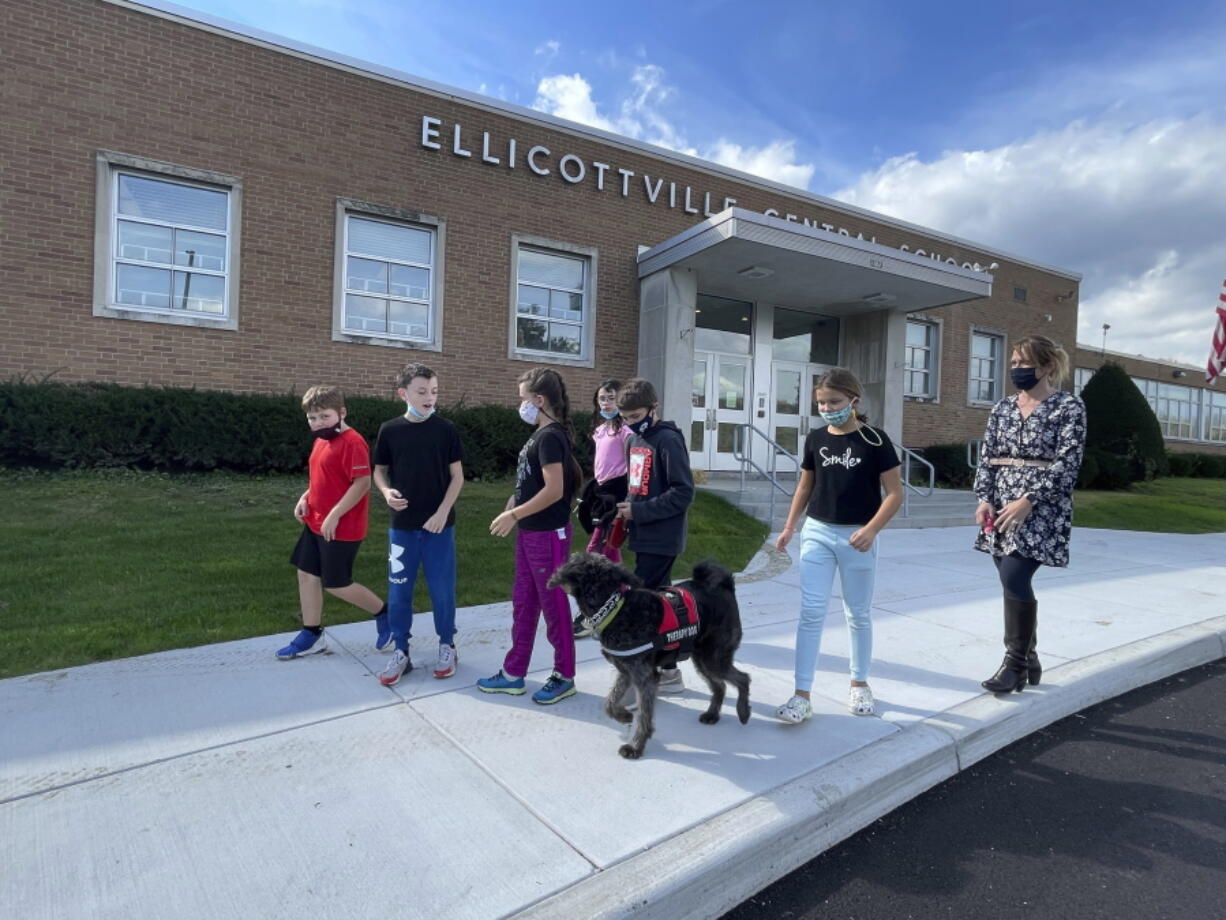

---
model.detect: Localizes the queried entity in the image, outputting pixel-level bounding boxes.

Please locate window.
[332,200,444,350]
[94,152,241,330]
[696,294,753,355]
[904,319,939,399]
[1133,377,1199,440]
[772,307,839,364]
[1207,390,1226,443]
[1013,286,1028,302]
[344,216,434,341]
[1073,367,1094,396]
[969,330,1004,403]
[511,236,596,364]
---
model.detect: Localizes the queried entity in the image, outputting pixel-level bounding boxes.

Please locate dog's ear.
[546,552,586,591]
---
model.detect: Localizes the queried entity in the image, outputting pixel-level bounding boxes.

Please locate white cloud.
[707,139,816,190]
[534,39,560,58]
[836,116,1226,366]
[532,64,814,188]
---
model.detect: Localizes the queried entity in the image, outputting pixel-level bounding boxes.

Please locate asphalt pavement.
[723,658,1226,920]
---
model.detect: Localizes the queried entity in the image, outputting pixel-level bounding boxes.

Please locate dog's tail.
[690,559,735,595]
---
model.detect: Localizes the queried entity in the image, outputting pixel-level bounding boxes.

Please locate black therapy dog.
[548,553,751,759]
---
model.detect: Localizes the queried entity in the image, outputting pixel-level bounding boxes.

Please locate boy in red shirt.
[277,385,388,659]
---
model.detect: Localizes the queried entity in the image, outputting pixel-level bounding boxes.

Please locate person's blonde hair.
[301,385,345,413]
[1013,334,1070,386]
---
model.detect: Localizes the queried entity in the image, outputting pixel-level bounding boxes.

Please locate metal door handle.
[707,408,716,431]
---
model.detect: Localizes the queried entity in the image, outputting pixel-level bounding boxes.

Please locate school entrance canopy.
[635,208,993,459]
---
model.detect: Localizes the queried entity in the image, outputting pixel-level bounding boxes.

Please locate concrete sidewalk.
[3,527,1224,920]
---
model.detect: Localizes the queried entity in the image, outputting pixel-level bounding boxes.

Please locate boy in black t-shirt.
[372,364,465,687]
[772,368,903,723]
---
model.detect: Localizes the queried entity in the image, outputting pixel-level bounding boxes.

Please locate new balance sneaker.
[378,649,412,687]
[848,685,876,716]
[657,667,685,695]
[532,672,577,705]
[572,613,593,639]
[373,611,393,652]
[276,628,325,660]
[433,643,457,679]
[477,670,526,695]
[774,694,813,724]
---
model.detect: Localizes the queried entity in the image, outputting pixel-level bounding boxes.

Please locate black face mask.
[1010,368,1041,392]
[312,425,343,441]
[628,416,653,436]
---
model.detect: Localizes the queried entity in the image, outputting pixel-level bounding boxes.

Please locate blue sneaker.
[276,628,325,660]
[476,670,526,695]
[373,611,393,652]
[532,672,576,705]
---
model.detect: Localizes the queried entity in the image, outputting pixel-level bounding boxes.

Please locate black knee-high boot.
[981,598,1037,693]
[1027,622,1042,686]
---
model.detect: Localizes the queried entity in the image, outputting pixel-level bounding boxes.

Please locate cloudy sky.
[159,0,1226,367]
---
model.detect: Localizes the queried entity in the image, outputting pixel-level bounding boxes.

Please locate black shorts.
[290,526,362,589]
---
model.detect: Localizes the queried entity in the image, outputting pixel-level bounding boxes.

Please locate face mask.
[628,415,653,435]
[518,402,540,425]
[407,403,434,421]
[312,425,343,441]
[1011,368,1041,391]
[599,409,619,420]
[820,405,855,427]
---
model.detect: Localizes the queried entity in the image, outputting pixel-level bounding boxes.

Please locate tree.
[1078,362,1168,487]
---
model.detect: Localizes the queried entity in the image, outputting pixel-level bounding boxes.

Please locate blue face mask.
[820,405,854,426]
[599,409,619,420]
[407,403,434,421]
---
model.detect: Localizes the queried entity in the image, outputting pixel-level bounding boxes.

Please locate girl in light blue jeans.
[774,368,904,722]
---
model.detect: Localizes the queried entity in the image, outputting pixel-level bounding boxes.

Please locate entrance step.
[698,474,977,531]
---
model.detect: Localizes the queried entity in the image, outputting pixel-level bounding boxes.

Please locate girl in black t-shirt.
[773,368,904,724]
[479,367,583,706]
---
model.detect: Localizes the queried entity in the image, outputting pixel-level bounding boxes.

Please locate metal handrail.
[896,444,935,519]
[966,439,983,469]
[731,423,801,528]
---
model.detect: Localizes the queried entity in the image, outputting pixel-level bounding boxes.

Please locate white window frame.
[1073,367,1094,396]
[903,316,941,401]
[1132,377,1200,441]
[508,234,597,367]
[332,199,445,352]
[1206,390,1226,444]
[968,327,1006,406]
[93,151,241,330]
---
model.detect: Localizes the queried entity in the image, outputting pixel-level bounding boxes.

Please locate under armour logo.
[388,543,406,574]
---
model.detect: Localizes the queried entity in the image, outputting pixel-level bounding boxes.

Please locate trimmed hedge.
[0,381,594,478]
[911,443,974,489]
[1167,451,1226,479]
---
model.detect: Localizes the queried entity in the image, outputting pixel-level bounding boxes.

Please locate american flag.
[1209,279,1226,384]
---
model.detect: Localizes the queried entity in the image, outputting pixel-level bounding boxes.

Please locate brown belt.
[987,458,1052,469]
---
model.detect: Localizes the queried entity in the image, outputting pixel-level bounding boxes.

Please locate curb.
[511,616,1226,920]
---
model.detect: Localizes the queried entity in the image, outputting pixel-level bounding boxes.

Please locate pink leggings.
[503,525,575,680]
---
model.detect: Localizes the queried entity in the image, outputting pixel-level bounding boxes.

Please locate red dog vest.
[655,587,699,658]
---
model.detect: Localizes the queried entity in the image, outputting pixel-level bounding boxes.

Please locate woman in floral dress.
[973,334,1086,694]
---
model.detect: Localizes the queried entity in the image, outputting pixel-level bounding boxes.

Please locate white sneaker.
[657,668,685,695]
[775,695,813,724]
[848,685,875,716]
[378,650,412,687]
[433,644,457,679]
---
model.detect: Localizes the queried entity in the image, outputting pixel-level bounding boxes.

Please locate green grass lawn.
[1073,477,1226,533]
[0,470,768,679]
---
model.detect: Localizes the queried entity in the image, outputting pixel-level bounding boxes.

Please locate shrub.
[912,443,974,488]
[1076,450,1099,489]
[1166,452,1202,478]
[0,380,594,479]
[1197,453,1226,478]
[1079,363,1168,486]
[1087,447,1133,490]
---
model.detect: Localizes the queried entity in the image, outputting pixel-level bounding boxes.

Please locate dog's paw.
[737,699,751,724]
[607,706,633,724]
[698,711,720,724]
[618,743,643,760]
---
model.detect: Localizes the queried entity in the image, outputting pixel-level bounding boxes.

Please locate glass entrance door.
[690,351,751,471]
[770,362,829,460]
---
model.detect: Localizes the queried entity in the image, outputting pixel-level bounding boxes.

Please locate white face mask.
[518,402,540,425]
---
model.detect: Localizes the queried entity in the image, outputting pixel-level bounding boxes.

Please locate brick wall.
[2,0,1080,431]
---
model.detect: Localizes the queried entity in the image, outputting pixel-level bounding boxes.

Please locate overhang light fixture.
[737,265,774,280]
[861,292,897,306]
